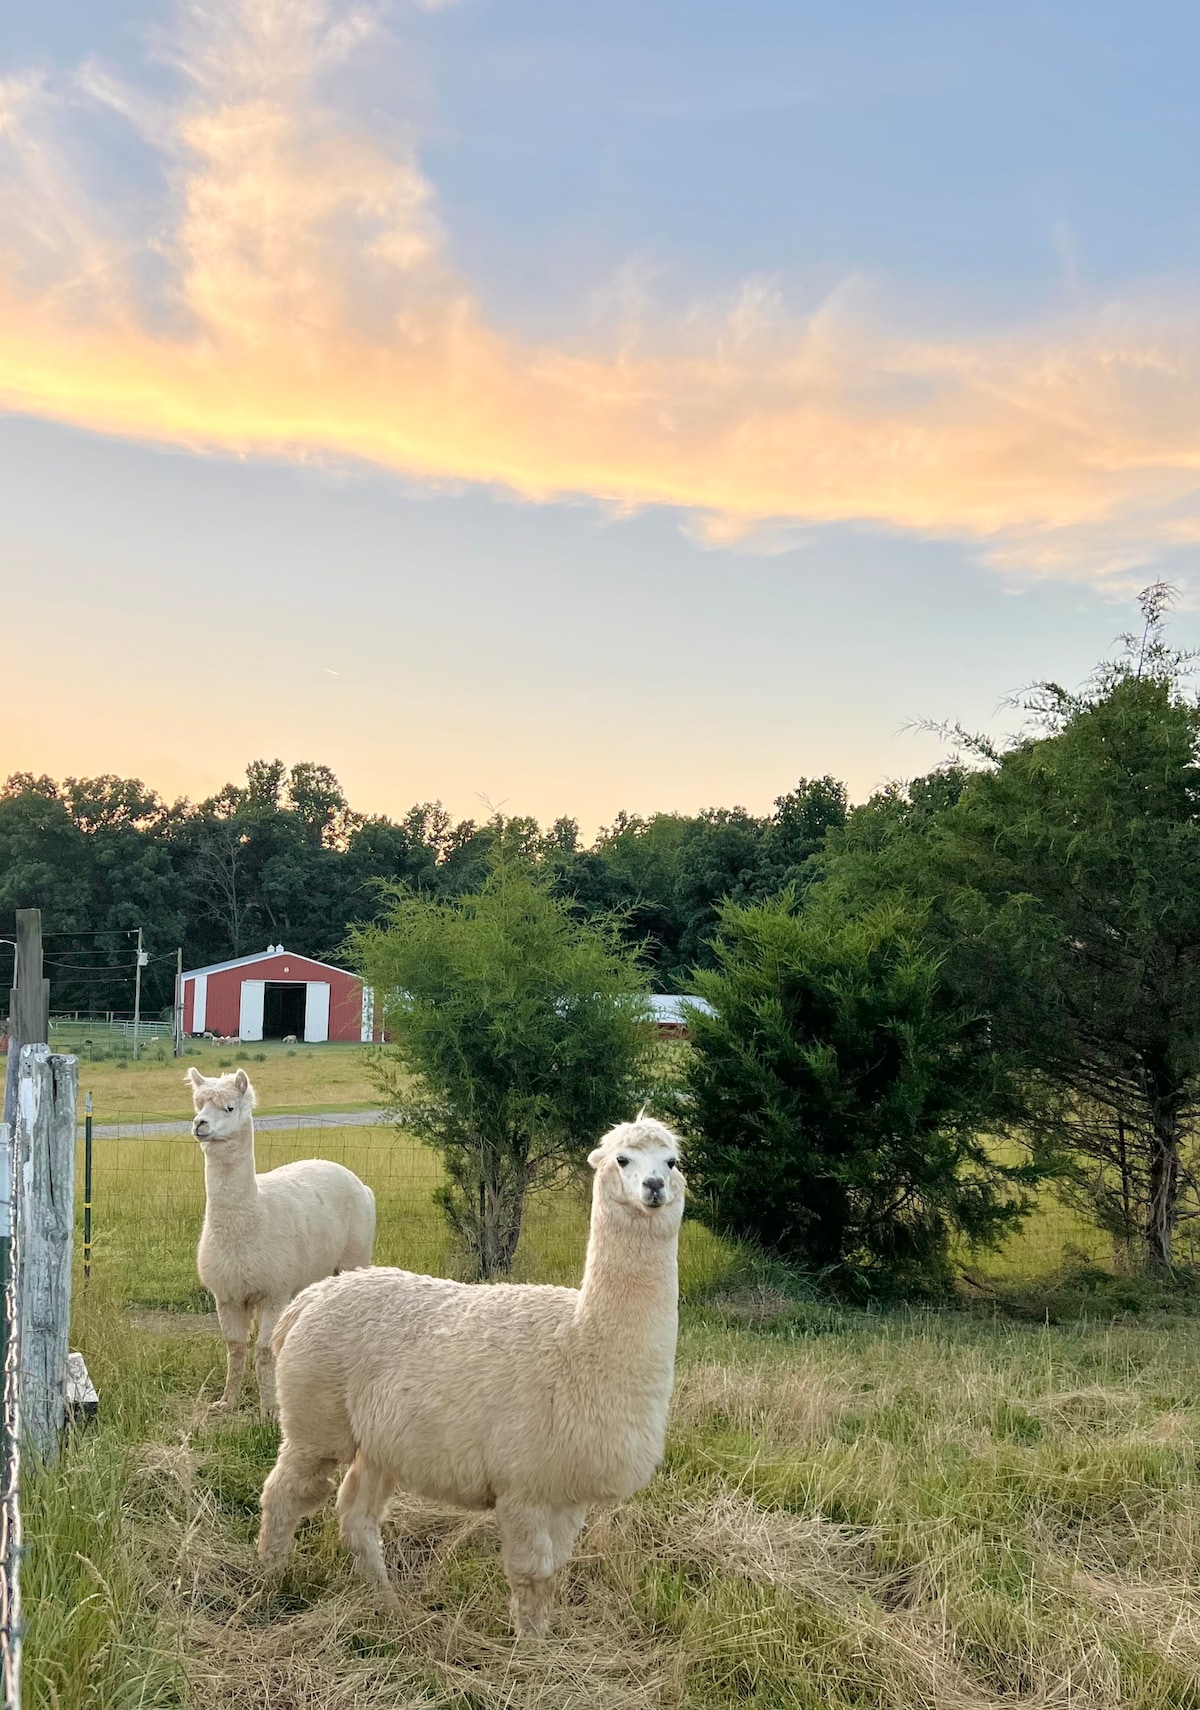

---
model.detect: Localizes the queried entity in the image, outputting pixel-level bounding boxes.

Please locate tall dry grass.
[27,1276,1200,1709]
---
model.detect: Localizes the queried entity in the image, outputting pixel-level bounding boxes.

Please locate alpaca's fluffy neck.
[572,1189,679,1374]
[201,1117,260,1227]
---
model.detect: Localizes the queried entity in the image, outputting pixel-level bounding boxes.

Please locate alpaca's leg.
[497,1500,580,1638]
[336,1453,397,1600]
[257,1440,338,1565]
[341,1218,374,1272]
[211,1299,251,1413]
[546,1505,587,1599]
[254,1302,283,1420]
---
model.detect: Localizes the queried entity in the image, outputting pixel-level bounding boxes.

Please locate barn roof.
[182,947,359,982]
[648,994,713,1024]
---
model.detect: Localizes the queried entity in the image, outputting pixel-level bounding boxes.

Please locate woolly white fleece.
[187,1068,375,1417]
[257,1117,685,1634]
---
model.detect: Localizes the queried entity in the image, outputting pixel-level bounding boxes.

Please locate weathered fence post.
[3,910,49,1147]
[15,1048,76,1464]
[0,1118,22,1709]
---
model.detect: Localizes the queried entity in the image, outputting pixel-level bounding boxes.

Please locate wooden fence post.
[0,1117,21,1708]
[15,1048,76,1463]
[8,917,48,1061]
[4,906,49,1151]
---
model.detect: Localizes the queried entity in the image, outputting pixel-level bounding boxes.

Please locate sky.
[2,0,1198,831]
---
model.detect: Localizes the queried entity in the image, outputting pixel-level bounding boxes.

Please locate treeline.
[9,586,1200,1281]
[0,757,847,1016]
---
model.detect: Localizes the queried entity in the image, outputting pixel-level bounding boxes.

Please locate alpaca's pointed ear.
[234,1069,250,1094]
[185,1067,205,1089]
[587,1146,607,1169]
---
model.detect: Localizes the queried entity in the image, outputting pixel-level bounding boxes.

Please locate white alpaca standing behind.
[257,1117,685,1635]
[188,1068,376,1418]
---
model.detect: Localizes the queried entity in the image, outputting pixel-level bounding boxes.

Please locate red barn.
[182,946,381,1043]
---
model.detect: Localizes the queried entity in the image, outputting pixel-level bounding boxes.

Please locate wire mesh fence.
[77,1121,736,1308]
[72,1081,1200,1309]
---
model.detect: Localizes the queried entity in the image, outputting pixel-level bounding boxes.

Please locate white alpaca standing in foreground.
[188,1068,376,1418]
[257,1117,685,1635]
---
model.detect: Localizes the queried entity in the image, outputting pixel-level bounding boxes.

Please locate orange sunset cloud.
[1,0,1198,583]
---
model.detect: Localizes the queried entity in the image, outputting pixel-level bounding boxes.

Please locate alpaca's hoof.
[257,1534,293,1572]
[207,1398,234,1418]
[509,1594,552,1641]
[513,1619,550,1642]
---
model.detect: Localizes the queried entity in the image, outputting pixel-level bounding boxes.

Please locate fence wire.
[75,1108,1200,1304]
[1,1120,23,1710]
[76,1118,738,1305]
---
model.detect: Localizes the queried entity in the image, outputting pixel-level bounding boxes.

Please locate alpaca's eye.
[616,1155,630,1168]
[225,1104,234,1112]
[666,1159,677,1170]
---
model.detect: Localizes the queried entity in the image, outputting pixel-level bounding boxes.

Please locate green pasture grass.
[41,1040,1200,1702]
[29,1275,1200,1708]
[70,1039,385,1126]
[959,1185,1111,1282]
[959,1139,1200,1284]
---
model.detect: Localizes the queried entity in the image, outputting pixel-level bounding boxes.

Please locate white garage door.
[304,982,330,1043]
[239,980,265,1041]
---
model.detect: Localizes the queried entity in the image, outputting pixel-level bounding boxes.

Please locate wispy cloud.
[1,0,1198,585]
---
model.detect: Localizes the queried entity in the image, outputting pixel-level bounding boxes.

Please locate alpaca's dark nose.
[642,1175,665,1206]
[193,1118,210,1138]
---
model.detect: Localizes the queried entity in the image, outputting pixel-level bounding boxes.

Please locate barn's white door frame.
[304,982,330,1043]
[239,980,266,1041]
[360,984,374,1043]
[192,973,208,1034]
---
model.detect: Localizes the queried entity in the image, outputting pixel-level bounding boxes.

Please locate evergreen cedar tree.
[747,584,1200,1275]
[678,893,1037,1292]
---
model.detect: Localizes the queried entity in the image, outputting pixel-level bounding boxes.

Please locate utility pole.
[132,928,146,1061]
[173,948,183,1058]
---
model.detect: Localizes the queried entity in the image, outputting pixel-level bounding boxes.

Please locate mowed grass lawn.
[67,1038,383,1125]
[30,1042,1200,1707]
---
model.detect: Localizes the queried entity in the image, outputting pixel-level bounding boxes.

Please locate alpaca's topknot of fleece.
[187,1067,257,1108]
[591,1116,681,1160]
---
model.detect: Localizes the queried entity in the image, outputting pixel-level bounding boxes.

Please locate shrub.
[355,859,655,1278]
[679,893,1035,1292]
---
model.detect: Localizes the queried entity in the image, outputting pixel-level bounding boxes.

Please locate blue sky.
[2,1,1197,827]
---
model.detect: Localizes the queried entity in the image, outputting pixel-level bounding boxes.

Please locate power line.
[44,961,140,974]
[0,928,138,940]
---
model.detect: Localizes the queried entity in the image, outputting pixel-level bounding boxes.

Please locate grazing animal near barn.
[188,1068,376,1418]
[256,1117,685,1636]
[281,1034,298,1045]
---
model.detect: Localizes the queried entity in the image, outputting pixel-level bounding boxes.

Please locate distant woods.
[0,759,848,1015]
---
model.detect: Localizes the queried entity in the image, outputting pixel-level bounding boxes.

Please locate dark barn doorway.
[263,982,307,1040]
